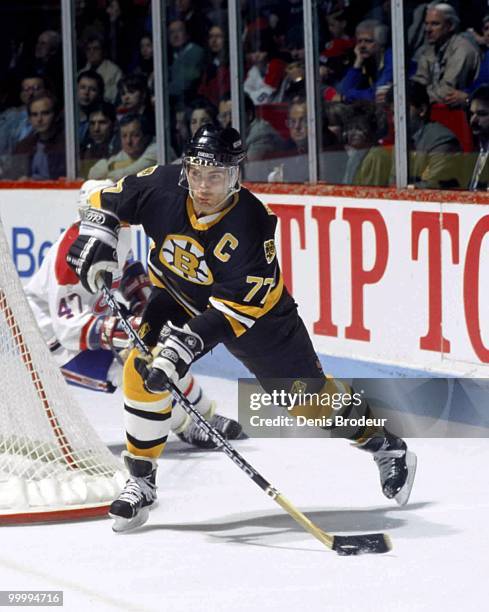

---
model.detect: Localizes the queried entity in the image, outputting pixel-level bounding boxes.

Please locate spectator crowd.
[1,0,489,190]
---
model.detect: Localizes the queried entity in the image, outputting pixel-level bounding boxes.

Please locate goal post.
[0,216,126,524]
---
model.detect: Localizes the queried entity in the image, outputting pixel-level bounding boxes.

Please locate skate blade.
[395,451,417,506]
[109,507,150,533]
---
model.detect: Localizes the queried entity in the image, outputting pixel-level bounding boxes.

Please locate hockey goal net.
[0,216,126,523]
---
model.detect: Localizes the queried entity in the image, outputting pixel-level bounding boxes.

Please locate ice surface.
[0,375,487,612]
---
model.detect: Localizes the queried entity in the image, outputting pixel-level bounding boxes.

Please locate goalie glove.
[87,315,141,352]
[143,322,204,393]
[119,261,151,316]
[66,207,120,294]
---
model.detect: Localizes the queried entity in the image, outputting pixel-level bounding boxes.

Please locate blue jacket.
[339,48,393,102]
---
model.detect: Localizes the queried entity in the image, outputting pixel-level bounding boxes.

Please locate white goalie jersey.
[24,223,133,367]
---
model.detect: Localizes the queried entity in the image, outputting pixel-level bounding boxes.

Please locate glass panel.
[406,1,487,191]
[76,0,155,180]
[0,1,65,181]
[317,0,394,186]
[165,0,230,160]
[241,1,308,182]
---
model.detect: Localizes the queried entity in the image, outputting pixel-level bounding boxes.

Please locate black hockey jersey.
[89,164,293,347]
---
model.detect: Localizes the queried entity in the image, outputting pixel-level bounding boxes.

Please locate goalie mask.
[179,124,247,210]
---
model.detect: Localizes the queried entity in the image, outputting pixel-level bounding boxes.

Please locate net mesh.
[0,217,125,517]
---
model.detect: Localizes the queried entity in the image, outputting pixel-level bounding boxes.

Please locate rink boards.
[0,184,488,377]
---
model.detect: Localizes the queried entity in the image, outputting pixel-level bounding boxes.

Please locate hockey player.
[66,125,417,532]
[26,179,242,449]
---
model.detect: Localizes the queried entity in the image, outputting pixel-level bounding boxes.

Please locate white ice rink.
[1,375,488,612]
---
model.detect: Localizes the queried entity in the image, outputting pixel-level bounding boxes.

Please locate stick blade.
[332,533,392,556]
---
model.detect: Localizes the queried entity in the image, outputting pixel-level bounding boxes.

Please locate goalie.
[67,126,417,532]
[25,179,242,449]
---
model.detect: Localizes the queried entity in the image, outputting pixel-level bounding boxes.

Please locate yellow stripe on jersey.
[212,274,284,320]
[209,274,284,337]
[88,178,126,208]
[148,267,166,289]
[223,313,248,337]
[186,194,238,230]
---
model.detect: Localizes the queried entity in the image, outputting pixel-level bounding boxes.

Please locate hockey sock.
[171,373,215,434]
[288,377,388,442]
[122,348,173,459]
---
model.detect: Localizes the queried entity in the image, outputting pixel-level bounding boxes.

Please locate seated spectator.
[274,30,306,102]
[117,74,155,135]
[461,85,489,190]
[338,20,393,104]
[188,100,218,137]
[79,102,117,178]
[402,81,461,188]
[130,34,154,80]
[217,95,232,129]
[244,93,284,161]
[197,24,230,108]
[218,93,285,163]
[104,0,133,71]
[0,74,46,156]
[265,96,346,184]
[412,3,480,106]
[27,30,63,98]
[320,54,351,102]
[205,0,228,27]
[322,9,355,65]
[342,108,391,186]
[243,29,286,105]
[283,96,310,154]
[364,0,392,27]
[88,113,160,181]
[173,0,211,48]
[79,33,123,104]
[323,100,349,144]
[171,105,190,157]
[343,102,392,185]
[77,70,105,142]
[444,13,489,106]
[10,92,65,180]
[168,19,205,107]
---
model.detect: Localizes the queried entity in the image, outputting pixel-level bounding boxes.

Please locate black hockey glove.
[143,322,204,393]
[66,208,120,294]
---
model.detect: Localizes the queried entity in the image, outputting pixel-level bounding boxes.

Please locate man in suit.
[463,85,489,190]
[404,81,462,188]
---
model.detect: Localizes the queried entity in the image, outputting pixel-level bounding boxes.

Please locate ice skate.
[358,434,417,506]
[109,452,157,532]
[177,403,243,449]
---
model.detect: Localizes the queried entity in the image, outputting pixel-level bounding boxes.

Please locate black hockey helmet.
[183,124,247,166]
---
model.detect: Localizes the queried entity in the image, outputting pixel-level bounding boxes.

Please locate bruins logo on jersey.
[160,234,213,285]
[264,239,276,264]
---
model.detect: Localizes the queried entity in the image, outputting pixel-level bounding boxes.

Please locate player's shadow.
[132,502,452,552]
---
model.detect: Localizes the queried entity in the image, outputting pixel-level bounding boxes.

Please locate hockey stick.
[101,282,391,555]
